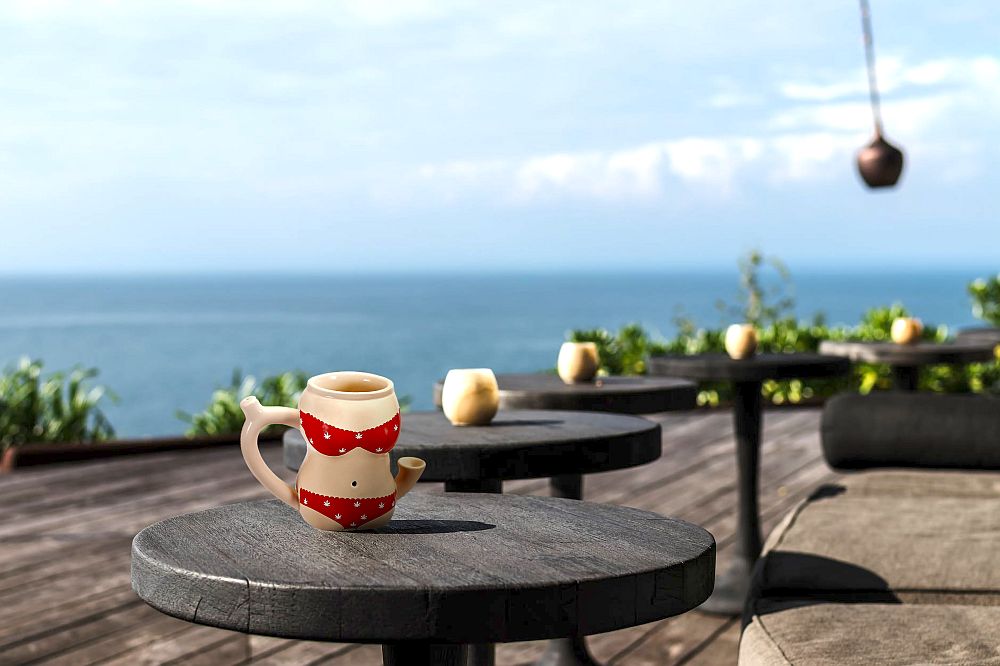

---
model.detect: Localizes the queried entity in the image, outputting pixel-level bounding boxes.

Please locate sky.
[0,0,998,273]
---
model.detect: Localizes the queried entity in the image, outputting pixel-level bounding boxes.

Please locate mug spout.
[394,457,426,498]
[240,396,262,418]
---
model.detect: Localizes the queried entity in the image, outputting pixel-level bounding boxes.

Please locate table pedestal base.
[550,473,583,500]
[383,642,466,666]
[697,380,764,617]
[535,637,600,666]
[445,478,503,493]
[697,557,753,616]
[891,365,919,391]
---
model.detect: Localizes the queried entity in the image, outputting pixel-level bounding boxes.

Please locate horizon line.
[0,266,995,279]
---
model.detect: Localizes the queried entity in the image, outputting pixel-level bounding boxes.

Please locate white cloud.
[413,133,851,203]
[771,55,1000,146]
[780,55,1000,104]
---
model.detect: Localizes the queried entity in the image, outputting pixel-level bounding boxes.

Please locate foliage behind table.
[571,252,1000,407]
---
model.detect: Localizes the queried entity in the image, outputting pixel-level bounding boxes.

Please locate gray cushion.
[822,393,1000,471]
[741,600,1000,665]
[836,469,1000,499]
[756,489,1000,599]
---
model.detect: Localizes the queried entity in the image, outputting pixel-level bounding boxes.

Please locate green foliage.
[179,370,414,437]
[178,370,309,437]
[733,250,795,326]
[0,357,115,451]
[569,324,667,376]
[969,275,1000,326]
[569,251,1000,407]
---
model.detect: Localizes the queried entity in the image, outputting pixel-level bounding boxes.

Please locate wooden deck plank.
[99,626,250,666]
[484,411,829,666]
[0,408,834,666]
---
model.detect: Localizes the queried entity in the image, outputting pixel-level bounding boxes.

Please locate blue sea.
[0,270,989,437]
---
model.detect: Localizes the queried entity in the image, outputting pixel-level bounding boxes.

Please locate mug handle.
[239,396,300,508]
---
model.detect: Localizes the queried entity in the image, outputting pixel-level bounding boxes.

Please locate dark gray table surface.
[432,373,696,415]
[818,340,995,366]
[131,494,715,647]
[283,410,661,483]
[647,352,852,382]
[956,327,1000,345]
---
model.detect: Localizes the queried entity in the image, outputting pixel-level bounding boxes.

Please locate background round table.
[284,410,662,496]
[818,340,995,390]
[956,327,1000,346]
[132,494,715,666]
[432,373,696,415]
[647,353,851,615]
[431,373,695,502]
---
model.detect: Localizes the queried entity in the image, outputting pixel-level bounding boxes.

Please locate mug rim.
[306,371,395,400]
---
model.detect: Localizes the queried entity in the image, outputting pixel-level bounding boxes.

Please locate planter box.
[0,431,280,472]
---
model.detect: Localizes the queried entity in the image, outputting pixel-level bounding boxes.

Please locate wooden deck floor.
[0,408,839,665]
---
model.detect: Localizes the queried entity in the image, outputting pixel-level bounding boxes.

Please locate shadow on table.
[374,519,496,535]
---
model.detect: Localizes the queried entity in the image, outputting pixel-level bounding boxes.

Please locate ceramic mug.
[240,371,425,531]
[725,324,758,360]
[441,368,500,426]
[891,317,923,345]
[557,342,600,384]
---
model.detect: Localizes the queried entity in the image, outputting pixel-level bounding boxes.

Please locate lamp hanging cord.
[859,0,884,135]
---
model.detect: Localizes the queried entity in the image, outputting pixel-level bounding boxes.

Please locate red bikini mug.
[240,371,425,531]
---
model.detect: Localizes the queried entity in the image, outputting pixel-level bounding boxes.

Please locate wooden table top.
[284,409,661,480]
[956,327,1000,345]
[131,495,715,644]
[818,340,995,366]
[647,353,852,383]
[432,373,696,414]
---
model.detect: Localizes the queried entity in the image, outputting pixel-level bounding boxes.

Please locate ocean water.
[0,271,987,437]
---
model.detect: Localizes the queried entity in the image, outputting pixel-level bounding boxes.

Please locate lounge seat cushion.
[755,486,1000,599]
[740,600,1000,665]
[835,469,1000,499]
[822,393,1000,471]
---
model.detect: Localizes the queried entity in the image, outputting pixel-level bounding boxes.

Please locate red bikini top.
[300,410,400,457]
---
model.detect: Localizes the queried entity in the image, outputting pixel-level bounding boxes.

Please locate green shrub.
[0,357,115,451]
[569,324,667,376]
[569,252,1000,406]
[969,275,1000,326]
[179,370,414,437]
[178,370,308,437]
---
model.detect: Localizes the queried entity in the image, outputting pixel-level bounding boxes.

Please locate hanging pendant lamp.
[856,0,904,188]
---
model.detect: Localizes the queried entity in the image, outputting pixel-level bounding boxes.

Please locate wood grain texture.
[283,409,662,479]
[648,353,852,382]
[131,494,715,644]
[432,373,697,414]
[818,340,995,366]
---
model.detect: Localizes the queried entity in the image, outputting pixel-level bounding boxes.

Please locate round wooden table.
[286,409,662,666]
[431,373,695,499]
[647,353,851,615]
[433,373,696,415]
[818,340,995,390]
[284,410,661,496]
[132,494,715,666]
[956,327,1000,346]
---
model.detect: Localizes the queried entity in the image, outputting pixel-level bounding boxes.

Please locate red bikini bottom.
[298,488,396,529]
